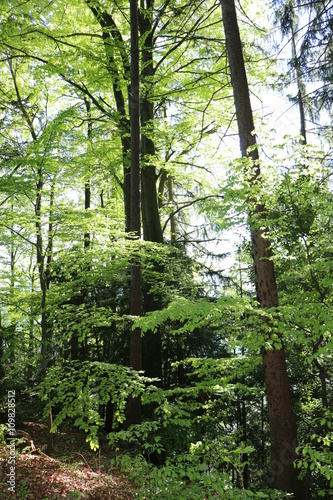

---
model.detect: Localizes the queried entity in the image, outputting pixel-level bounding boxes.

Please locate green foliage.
[107,351,268,497]
[0,0,331,498]
[16,481,31,500]
[39,361,153,451]
[65,491,83,500]
[0,424,7,445]
[116,448,284,499]
[295,409,333,498]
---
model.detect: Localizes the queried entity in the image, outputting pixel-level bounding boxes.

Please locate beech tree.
[128,0,142,425]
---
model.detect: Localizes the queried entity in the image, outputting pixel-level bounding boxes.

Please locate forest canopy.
[0,0,332,498]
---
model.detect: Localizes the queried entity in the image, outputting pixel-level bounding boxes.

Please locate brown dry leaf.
[0,422,136,499]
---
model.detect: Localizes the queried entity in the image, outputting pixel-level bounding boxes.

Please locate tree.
[128,0,142,425]
[219,0,308,496]
[0,1,331,496]
[274,0,333,139]
[275,0,307,143]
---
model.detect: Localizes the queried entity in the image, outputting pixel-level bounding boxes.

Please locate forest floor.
[0,422,136,499]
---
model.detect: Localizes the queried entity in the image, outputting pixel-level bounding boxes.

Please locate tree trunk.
[84,96,92,250]
[86,1,132,232]
[39,172,55,454]
[139,1,163,382]
[128,0,142,426]
[139,1,163,244]
[290,16,307,144]
[219,1,308,497]
[87,0,163,381]
[27,257,36,382]
[9,58,54,453]
[9,208,17,365]
[71,98,93,361]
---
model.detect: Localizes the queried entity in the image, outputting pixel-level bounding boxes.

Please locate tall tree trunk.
[128,0,142,426]
[139,1,163,382]
[219,1,308,497]
[9,206,17,365]
[140,0,163,244]
[27,256,36,382]
[37,171,55,454]
[87,0,163,381]
[86,1,132,232]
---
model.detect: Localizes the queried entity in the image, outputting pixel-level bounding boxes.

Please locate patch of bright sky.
[189,0,311,293]
[190,77,302,277]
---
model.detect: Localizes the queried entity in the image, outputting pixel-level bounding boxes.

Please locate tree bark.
[70,99,92,361]
[84,96,92,250]
[86,1,132,232]
[88,0,163,381]
[219,1,308,497]
[9,58,54,453]
[290,15,307,144]
[139,1,163,382]
[139,0,163,244]
[128,0,142,426]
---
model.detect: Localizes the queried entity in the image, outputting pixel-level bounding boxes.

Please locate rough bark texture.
[220,1,308,497]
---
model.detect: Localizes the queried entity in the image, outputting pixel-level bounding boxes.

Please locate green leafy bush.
[39,361,153,450]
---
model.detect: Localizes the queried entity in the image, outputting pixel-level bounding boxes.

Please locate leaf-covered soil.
[0,422,135,499]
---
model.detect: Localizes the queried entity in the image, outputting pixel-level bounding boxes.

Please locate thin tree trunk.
[9,58,54,453]
[27,257,36,382]
[9,206,17,364]
[86,1,132,232]
[219,1,308,497]
[290,16,307,144]
[167,177,176,242]
[70,98,92,361]
[159,101,176,241]
[40,175,56,454]
[84,96,92,250]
